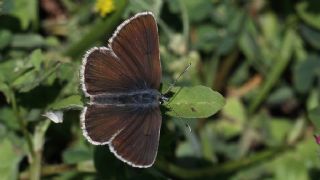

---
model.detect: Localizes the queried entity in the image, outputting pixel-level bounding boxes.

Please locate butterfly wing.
[109,12,161,90]
[81,12,161,96]
[81,47,139,96]
[110,106,161,168]
[81,104,136,145]
[81,12,162,168]
[81,104,162,167]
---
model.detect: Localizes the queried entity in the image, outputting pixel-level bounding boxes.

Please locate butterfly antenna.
[164,62,191,95]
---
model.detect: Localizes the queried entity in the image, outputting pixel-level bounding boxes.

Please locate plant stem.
[20,161,95,179]
[11,92,34,158]
[155,145,288,179]
[178,0,190,52]
[248,29,295,114]
[63,0,128,59]
[29,120,51,180]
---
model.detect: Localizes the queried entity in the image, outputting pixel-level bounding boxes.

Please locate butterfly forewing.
[82,48,139,95]
[80,12,162,168]
[110,12,161,90]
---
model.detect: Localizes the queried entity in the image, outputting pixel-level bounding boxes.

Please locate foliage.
[0,0,320,179]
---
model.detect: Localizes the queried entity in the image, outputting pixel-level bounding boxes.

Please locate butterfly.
[80,12,162,168]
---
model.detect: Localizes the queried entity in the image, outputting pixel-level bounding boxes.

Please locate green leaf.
[11,0,38,30]
[184,0,213,23]
[0,138,24,180]
[193,25,219,52]
[266,118,292,146]
[266,86,294,105]
[296,1,320,30]
[176,141,195,157]
[308,106,320,129]
[49,95,83,110]
[249,29,295,113]
[293,55,320,93]
[63,147,92,164]
[214,97,246,138]
[0,81,13,103]
[11,69,38,92]
[0,30,12,49]
[11,34,45,49]
[0,107,19,130]
[300,24,320,50]
[30,49,43,72]
[165,86,225,118]
[168,0,213,23]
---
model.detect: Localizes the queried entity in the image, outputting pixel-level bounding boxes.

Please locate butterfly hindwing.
[81,104,137,145]
[110,106,161,168]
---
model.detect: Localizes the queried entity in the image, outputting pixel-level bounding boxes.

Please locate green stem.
[20,161,94,179]
[63,0,128,59]
[11,92,34,158]
[178,0,189,51]
[19,144,289,179]
[213,49,239,91]
[29,120,51,180]
[155,145,288,179]
[248,29,295,114]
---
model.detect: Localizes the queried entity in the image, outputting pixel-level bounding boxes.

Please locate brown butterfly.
[80,12,163,168]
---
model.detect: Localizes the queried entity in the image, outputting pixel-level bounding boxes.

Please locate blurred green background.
[1,0,320,179]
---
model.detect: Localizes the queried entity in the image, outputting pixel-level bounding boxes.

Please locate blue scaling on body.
[92,89,161,107]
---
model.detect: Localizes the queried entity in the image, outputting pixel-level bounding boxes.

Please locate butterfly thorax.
[91,89,160,107]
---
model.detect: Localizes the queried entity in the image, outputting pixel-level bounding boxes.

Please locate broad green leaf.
[308,106,320,129]
[165,85,225,118]
[0,138,24,180]
[49,95,83,110]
